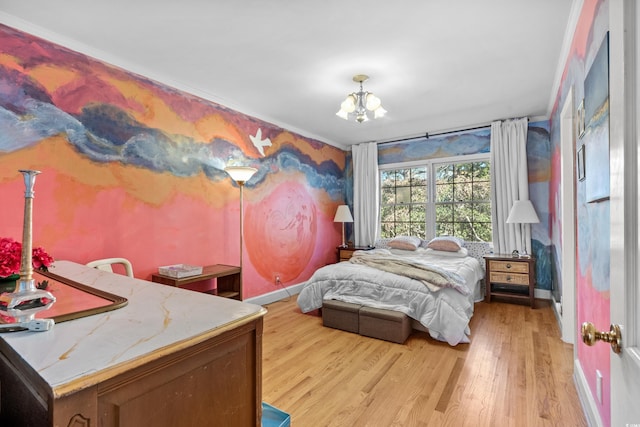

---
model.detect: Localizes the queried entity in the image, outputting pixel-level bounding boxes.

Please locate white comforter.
[297,248,485,345]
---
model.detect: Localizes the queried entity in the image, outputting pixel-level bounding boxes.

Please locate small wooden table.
[151,264,242,300]
[484,254,536,308]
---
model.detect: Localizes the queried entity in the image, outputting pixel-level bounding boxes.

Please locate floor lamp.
[224,166,257,300]
[334,205,353,248]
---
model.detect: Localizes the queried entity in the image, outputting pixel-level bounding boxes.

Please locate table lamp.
[506,199,540,258]
[334,205,353,248]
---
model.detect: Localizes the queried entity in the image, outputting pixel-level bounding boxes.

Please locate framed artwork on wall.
[577,144,585,181]
[583,32,610,203]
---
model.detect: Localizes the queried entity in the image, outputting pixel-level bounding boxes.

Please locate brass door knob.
[581,322,622,354]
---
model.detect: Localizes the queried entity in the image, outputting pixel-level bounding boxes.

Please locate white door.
[606,1,640,424]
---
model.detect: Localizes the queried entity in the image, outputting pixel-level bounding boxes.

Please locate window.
[379,158,491,242]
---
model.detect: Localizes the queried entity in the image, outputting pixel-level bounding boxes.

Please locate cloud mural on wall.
[0,23,347,300]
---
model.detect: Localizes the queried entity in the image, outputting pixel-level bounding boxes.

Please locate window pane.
[396,223,410,236]
[412,185,427,203]
[436,222,454,236]
[436,184,453,202]
[436,164,454,184]
[396,204,410,221]
[411,167,427,185]
[381,187,396,205]
[380,205,394,222]
[410,205,426,222]
[396,186,411,204]
[381,170,395,187]
[436,204,453,221]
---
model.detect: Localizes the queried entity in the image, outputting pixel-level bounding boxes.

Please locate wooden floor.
[261,296,587,427]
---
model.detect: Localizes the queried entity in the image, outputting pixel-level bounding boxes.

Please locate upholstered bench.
[358,306,412,344]
[322,300,361,333]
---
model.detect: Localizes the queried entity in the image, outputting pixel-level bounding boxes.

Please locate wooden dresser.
[484,254,536,308]
[0,261,266,427]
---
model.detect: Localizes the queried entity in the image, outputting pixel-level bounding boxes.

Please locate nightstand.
[484,254,536,308]
[337,246,372,262]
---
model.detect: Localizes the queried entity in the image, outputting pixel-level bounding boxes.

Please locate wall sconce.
[334,205,354,248]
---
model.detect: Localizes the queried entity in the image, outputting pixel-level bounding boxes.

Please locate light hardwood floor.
[261,296,587,427]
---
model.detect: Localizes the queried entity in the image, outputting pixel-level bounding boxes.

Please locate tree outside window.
[379,159,491,242]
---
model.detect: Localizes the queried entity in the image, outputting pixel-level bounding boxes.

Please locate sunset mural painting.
[0,24,347,298]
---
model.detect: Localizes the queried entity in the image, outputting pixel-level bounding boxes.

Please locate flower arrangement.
[0,237,54,278]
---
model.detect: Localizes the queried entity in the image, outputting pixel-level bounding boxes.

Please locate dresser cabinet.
[484,254,536,308]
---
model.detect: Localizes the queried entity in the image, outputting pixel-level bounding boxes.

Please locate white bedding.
[297,248,485,345]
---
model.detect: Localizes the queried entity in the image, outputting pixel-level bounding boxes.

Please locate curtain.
[490,118,530,254]
[352,142,379,246]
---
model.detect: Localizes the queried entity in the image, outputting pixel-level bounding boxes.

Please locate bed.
[297,237,490,346]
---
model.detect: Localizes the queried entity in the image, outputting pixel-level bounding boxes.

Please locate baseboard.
[574,359,603,427]
[535,288,551,300]
[245,282,306,306]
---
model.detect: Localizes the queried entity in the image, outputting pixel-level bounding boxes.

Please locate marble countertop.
[0,260,266,398]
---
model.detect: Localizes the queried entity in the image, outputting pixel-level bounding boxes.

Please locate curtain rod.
[375,117,529,146]
[376,124,491,146]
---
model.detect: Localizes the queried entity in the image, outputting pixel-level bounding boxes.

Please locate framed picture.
[577,144,585,181]
[577,99,585,138]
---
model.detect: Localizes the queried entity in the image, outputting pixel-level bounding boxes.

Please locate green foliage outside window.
[380,160,492,242]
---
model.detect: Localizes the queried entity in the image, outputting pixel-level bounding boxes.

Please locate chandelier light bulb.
[336,74,386,123]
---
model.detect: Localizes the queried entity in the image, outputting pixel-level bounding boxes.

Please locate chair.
[86,258,134,277]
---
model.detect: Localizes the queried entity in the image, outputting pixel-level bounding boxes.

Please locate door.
[608,1,640,424]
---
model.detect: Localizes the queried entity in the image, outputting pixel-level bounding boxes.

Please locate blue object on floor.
[262,402,291,427]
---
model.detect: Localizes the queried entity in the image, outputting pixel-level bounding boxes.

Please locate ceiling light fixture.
[336,74,387,123]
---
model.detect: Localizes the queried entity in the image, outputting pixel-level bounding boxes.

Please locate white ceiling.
[0,1,577,149]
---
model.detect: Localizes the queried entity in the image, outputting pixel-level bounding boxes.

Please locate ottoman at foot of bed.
[322,300,361,333]
[359,306,412,344]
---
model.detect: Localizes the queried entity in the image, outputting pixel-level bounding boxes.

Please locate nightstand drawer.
[488,260,529,274]
[489,272,530,286]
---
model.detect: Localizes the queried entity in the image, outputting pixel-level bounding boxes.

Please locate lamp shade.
[334,205,353,223]
[506,200,540,224]
[225,166,257,184]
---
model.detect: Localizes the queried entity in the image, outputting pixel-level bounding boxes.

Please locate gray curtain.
[352,142,379,246]
[490,118,530,254]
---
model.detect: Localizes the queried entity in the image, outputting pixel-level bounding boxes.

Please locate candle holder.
[0,170,56,323]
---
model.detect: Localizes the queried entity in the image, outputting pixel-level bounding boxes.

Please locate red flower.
[0,237,54,278]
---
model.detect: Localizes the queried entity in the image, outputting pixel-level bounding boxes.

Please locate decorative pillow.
[425,247,468,258]
[426,236,465,252]
[388,236,422,251]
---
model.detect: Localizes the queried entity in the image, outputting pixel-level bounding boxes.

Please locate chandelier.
[336,74,387,123]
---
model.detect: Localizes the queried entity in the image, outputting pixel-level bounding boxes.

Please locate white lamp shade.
[334,205,353,223]
[225,166,257,183]
[365,93,381,111]
[506,200,540,224]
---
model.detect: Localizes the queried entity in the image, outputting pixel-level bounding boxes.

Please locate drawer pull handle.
[506,263,511,269]
[506,276,512,282]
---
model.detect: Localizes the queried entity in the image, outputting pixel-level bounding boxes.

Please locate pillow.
[426,236,465,252]
[425,247,468,258]
[388,235,422,251]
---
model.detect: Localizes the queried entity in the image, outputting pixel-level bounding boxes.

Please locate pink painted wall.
[0,24,347,299]
[547,0,610,424]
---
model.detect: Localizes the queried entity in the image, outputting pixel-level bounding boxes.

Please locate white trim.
[559,85,577,345]
[534,288,552,300]
[244,282,305,306]
[0,12,346,151]
[547,0,585,118]
[574,359,604,427]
